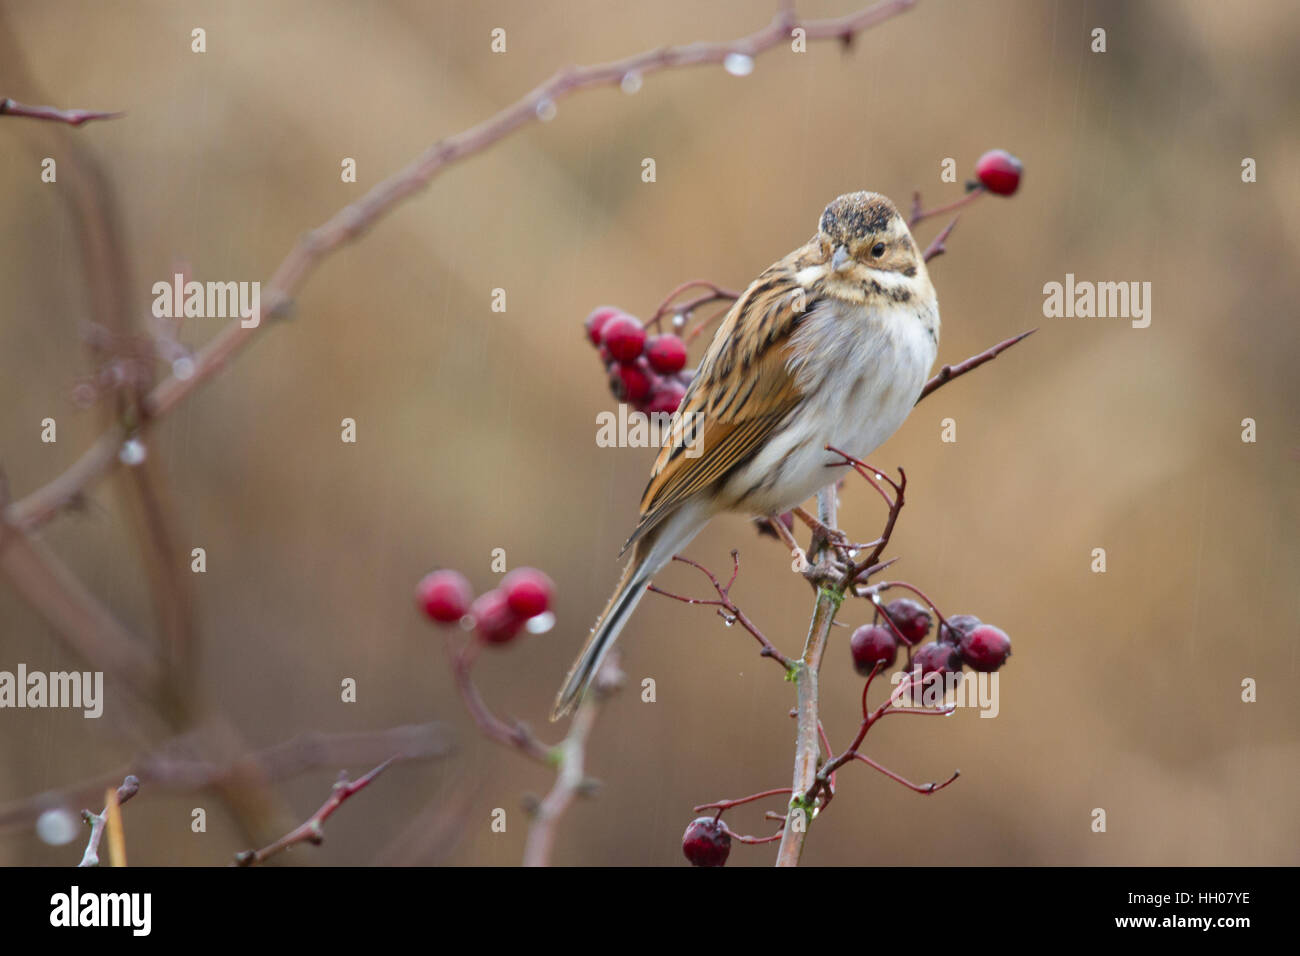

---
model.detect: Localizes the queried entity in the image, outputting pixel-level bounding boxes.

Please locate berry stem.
[908,185,986,228]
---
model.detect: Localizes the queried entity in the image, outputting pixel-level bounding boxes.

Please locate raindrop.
[620,71,642,94]
[36,808,79,846]
[526,611,556,635]
[535,97,557,122]
[118,438,147,466]
[723,53,754,77]
[672,312,686,330]
[172,356,196,380]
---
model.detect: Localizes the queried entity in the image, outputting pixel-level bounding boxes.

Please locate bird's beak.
[831,244,851,272]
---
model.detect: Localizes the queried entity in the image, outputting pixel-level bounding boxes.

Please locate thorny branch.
[917,328,1037,403]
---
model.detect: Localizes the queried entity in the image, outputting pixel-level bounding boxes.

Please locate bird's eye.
[871,242,886,258]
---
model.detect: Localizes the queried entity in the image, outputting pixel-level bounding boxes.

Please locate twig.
[445,637,552,764]
[648,552,794,669]
[0,520,162,700]
[916,329,1037,403]
[908,186,985,228]
[233,758,397,866]
[921,215,960,262]
[0,97,123,126]
[522,654,622,866]
[521,693,599,866]
[647,279,741,328]
[4,0,916,534]
[77,776,139,867]
[0,721,451,832]
[694,788,793,815]
[806,665,955,809]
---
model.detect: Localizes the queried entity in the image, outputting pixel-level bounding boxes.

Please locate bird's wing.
[623,253,824,551]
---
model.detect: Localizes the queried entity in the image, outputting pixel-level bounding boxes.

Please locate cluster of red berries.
[416,567,554,646]
[850,597,1011,688]
[973,148,1023,196]
[584,306,693,416]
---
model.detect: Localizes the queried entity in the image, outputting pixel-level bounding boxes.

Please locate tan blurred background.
[1,0,1297,866]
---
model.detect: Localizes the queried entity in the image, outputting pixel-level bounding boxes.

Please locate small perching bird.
[553,192,939,719]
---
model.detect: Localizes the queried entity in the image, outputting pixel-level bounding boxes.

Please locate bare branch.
[233,758,397,866]
[77,776,139,867]
[917,329,1037,403]
[0,96,123,126]
[0,721,451,832]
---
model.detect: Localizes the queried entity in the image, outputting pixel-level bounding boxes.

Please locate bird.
[552,191,940,719]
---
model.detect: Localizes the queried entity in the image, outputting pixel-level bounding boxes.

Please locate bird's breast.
[721,298,938,516]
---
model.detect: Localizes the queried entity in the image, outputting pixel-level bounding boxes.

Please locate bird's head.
[814,192,930,304]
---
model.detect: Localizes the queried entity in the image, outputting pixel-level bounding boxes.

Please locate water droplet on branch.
[723,53,754,77]
[119,438,147,466]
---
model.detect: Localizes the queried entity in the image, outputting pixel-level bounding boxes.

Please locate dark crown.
[818,191,899,245]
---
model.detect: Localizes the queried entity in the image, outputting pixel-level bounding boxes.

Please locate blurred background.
[1,0,1297,866]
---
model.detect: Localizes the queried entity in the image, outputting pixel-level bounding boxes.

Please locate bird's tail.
[550,504,703,720]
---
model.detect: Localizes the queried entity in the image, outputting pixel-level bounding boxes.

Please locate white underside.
[719,297,938,517]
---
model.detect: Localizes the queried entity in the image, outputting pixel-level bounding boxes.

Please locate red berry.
[882,598,931,646]
[959,624,1012,672]
[849,624,898,675]
[910,641,963,703]
[501,567,554,619]
[600,314,646,361]
[598,345,614,365]
[938,614,982,646]
[645,334,688,374]
[610,360,653,403]
[682,817,731,867]
[584,306,621,346]
[645,380,686,416]
[471,589,524,645]
[913,642,963,680]
[415,570,473,624]
[975,149,1023,196]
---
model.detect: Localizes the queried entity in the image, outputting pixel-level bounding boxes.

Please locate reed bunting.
[553,191,939,719]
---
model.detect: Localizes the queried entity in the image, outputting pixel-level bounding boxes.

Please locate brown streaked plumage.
[552,192,940,719]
